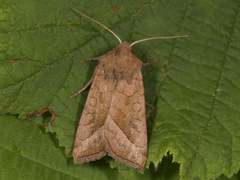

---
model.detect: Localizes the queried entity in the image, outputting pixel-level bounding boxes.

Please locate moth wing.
[104,70,147,170]
[73,64,114,163]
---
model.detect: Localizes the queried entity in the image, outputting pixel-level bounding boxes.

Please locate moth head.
[116,42,132,54]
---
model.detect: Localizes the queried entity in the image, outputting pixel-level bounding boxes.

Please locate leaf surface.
[0,0,240,179]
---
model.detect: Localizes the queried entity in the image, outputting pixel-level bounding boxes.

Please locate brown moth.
[70,8,187,170]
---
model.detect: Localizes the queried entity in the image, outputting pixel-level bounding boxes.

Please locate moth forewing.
[73,64,107,163]
[71,8,187,170]
[104,69,147,170]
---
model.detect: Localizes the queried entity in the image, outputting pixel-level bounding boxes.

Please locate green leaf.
[0,0,240,179]
[0,114,123,180]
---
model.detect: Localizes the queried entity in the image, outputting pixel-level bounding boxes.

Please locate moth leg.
[142,60,157,66]
[80,57,100,63]
[70,57,101,99]
[145,102,155,109]
[70,76,94,99]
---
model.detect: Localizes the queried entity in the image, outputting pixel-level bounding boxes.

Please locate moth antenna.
[130,35,188,47]
[72,8,122,44]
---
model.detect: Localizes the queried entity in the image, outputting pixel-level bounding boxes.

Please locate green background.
[0,0,240,179]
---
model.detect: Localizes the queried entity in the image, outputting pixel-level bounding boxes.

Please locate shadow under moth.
[70,8,187,170]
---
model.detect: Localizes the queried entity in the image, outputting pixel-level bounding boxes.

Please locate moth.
[70,8,187,170]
